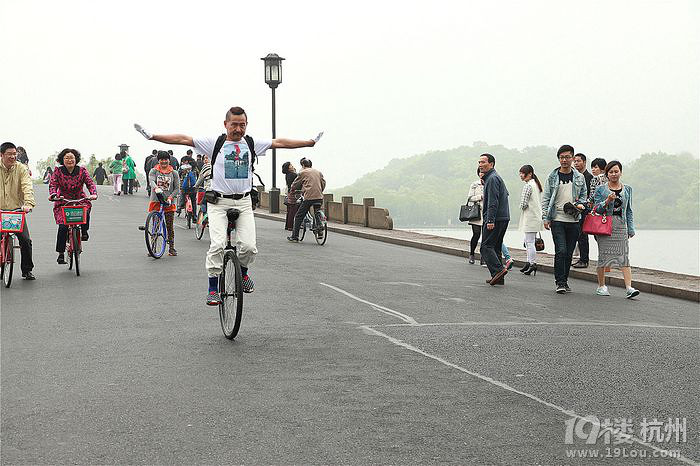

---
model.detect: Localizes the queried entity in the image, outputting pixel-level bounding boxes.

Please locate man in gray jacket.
[288,158,326,242]
[478,154,510,286]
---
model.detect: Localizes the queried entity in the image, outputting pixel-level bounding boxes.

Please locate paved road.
[2,185,698,465]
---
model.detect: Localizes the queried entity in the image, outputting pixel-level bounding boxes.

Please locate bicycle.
[53,197,90,277]
[140,198,169,259]
[185,195,194,229]
[298,198,328,245]
[0,209,25,288]
[219,208,244,339]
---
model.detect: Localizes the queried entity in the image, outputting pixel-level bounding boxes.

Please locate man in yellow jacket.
[0,142,36,280]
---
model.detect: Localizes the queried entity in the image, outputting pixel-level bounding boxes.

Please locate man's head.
[300,157,312,168]
[98,162,103,167]
[152,149,158,156]
[168,150,173,156]
[224,106,247,142]
[557,145,575,170]
[1,142,17,169]
[186,149,193,156]
[478,153,495,173]
[573,152,587,173]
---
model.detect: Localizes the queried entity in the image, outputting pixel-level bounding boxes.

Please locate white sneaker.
[596,286,610,296]
[626,287,640,299]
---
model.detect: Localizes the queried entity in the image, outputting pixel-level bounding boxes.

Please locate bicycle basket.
[62,206,88,225]
[0,211,25,233]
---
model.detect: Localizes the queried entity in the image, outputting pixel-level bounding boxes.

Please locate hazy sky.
[2,0,698,188]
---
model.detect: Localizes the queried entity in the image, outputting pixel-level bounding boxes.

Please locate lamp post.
[118,143,129,156]
[261,53,284,213]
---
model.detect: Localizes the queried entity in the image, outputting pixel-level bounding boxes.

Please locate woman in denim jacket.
[592,160,639,299]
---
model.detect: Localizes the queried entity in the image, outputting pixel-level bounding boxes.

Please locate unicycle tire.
[219,250,243,339]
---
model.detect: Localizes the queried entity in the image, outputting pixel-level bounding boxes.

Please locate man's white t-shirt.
[193,135,272,194]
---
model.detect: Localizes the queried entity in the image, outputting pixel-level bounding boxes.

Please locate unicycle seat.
[226,209,240,228]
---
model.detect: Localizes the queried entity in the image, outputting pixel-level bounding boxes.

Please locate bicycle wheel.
[1,235,14,288]
[299,217,308,242]
[71,227,81,276]
[187,211,192,229]
[315,221,328,245]
[194,212,205,240]
[145,212,166,258]
[219,249,243,340]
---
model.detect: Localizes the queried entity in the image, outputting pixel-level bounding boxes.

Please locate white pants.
[112,174,123,194]
[523,232,537,263]
[206,197,257,276]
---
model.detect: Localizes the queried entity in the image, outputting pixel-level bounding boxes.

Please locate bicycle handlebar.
[50,196,95,203]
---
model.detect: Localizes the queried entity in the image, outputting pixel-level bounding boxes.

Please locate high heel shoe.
[523,263,538,276]
[519,262,531,273]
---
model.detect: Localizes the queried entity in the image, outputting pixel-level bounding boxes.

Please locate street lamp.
[261,53,284,213]
[118,143,129,157]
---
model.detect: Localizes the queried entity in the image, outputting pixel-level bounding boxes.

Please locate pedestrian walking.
[466,168,484,265]
[478,154,510,286]
[572,153,593,268]
[144,149,157,195]
[122,151,136,195]
[282,161,299,231]
[592,161,639,298]
[517,165,543,275]
[541,145,588,294]
[109,153,123,195]
[93,162,107,185]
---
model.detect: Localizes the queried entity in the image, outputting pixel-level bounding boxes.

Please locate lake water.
[402,228,700,276]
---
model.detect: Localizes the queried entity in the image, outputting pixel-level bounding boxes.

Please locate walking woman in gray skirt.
[592,161,640,298]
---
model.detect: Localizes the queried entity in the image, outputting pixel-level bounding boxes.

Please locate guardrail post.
[341,196,353,224]
[323,193,334,216]
[362,198,375,227]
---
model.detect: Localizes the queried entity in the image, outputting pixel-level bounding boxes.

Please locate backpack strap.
[209,134,227,177]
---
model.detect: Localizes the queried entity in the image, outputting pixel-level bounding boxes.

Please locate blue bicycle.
[140,200,169,258]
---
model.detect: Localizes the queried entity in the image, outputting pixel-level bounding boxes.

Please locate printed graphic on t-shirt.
[155,172,171,191]
[224,143,249,179]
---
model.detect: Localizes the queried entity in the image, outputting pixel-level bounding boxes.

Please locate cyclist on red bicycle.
[48,149,97,264]
[0,142,36,280]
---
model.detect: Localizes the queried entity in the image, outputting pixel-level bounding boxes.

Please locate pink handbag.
[582,212,612,236]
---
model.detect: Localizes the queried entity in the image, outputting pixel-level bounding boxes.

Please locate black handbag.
[459,203,480,222]
[535,233,545,251]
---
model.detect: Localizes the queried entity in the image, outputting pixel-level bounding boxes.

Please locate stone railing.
[258,187,393,230]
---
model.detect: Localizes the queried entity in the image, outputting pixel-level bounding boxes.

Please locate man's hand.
[544,221,550,230]
[134,123,153,140]
[486,223,495,230]
[89,195,98,201]
[21,205,32,213]
[576,204,585,211]
[311,131,324,145]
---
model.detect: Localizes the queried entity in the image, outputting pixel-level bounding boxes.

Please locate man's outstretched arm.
[271,131,323,149]
[134,123,194,147]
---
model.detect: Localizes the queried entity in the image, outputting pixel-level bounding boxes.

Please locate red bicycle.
[53,197,90,276]
[0,209,26,288]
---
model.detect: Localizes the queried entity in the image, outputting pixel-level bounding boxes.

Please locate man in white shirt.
[134,106,319,305]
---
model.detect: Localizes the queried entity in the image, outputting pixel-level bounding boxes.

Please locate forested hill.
[335,143,699,229]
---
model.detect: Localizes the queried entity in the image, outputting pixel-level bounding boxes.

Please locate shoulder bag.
[582,212,612,236]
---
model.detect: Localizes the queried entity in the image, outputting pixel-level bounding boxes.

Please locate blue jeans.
[480,221,509,277]
[550,221,580,285]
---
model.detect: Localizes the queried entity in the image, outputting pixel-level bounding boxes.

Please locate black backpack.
[210,134,265,188]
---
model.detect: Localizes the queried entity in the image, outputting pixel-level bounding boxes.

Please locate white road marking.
[382,321,700,331]
[382,282,423,287]
[320,283,418,325]
[360,325,697,465]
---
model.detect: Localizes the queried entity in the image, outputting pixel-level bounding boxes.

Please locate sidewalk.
[255,210,700,302]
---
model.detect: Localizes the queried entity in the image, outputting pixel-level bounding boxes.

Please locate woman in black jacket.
[282,162,299,231]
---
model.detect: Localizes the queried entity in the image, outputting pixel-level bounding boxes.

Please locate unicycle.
[219,208,243,339]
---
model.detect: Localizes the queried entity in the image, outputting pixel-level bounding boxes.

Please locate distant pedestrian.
[168,150,179,170]
[122,151,136,195]
[466,168,484,265]
[572,153,593,268]
[587,157,608,207]
[592,161,639,299]
[478,154,510,286]
[196,153,204,171]
[109,153,123,195]
[145,149,157,195]
[517,165,543,275]
[16,146,28,165]
[282,161,299,231]
[93,162,107,185]
[541,145,587,294]
[43,166,53,184]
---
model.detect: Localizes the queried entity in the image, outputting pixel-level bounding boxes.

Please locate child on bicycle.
[148,151,180,256]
